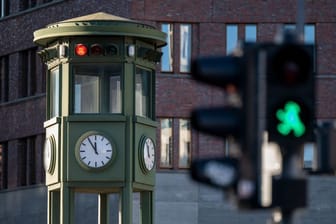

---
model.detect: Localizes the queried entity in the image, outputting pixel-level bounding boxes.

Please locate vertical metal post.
[48,189,60,224]
[98,193,109,224]
[296,0,305,42]
[140,191,154,224]
[60,184,74,224]
[121,184,133,224]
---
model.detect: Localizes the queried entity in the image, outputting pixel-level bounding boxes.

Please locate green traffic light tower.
[34,12,166,224]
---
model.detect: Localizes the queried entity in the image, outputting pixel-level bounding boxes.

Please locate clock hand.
[94,141,98,155]
[146,143,150,158]
[87,137,98,155]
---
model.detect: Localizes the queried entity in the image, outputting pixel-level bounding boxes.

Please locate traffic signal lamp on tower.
[266,42,315,147]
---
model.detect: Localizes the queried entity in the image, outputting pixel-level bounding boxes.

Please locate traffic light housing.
[190,55,246,140]
[190,44,264,209]
[266,43,315,146]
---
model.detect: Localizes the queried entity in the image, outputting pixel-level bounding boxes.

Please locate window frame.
[0,0,9,18]
[49,66,60,119]
[135,66,154,119]
[226,24,238,55]
[71,63,123,115]
[161,23,174,73]
[159,118,192,170]
[159,118,173,168]
[0,55,9,103]
[245,24,257,42]
[179,24,192,73]
[178,119,191,169]
[0,142,8,190]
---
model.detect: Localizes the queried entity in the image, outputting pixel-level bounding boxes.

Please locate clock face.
[78,134,113,169]
[43,136,55,174]
[141,137,156,172]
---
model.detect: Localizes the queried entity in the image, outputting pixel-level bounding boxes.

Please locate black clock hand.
[88,137,98,155]
[94,141,98,155]
[146,143,150,158]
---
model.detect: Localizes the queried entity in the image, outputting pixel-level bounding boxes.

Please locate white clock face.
[143,138,155,171]
[78,134,113,169]
[43,137,55,174]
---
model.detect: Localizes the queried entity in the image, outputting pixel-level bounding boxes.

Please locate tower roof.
[34,12,166,47]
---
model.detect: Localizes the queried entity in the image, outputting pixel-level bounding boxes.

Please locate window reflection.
[73,64,122,114]
[161,24,173,72]
[160,119,173,168]
[245,25,257,42]
[74,75,99,113]
[226,25,238,55]
[180,24,192,72]
[135,67,151,117]
[50,68,59,118]
[179,119,191,168]
[304,25,315,44]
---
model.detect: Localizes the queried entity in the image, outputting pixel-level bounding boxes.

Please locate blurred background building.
[0,0,336,223]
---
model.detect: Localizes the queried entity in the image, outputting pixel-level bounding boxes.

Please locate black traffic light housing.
[266,42,315,147]
[190,44,264,209]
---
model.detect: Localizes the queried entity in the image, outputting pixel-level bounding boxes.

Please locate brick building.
[1,0,336,223]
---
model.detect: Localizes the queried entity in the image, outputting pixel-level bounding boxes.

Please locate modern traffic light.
[190,55,246,139]
[266,42,315,146]
[190,44,265,209]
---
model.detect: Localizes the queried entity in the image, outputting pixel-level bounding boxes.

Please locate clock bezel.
[75,131,116,171]
[44,135,56,174]
[139,136,156,174]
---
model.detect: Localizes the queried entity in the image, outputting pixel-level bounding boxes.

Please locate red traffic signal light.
[270,44,311,86]
[90,44,104,56]
[75,43,88,56]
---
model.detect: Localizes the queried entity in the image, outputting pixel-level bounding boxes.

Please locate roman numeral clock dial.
[76,134,114,169]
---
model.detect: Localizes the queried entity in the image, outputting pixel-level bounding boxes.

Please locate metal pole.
[296,0,305,42]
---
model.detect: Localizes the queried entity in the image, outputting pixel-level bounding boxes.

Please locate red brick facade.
[1,0,336,188]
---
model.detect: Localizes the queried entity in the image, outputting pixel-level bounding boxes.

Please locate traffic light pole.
[269,142,307,224]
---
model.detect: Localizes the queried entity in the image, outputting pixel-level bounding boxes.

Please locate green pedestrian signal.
[266,41,314,146]
[276,101,305,137]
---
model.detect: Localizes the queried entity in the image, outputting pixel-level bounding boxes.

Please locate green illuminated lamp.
[276,101,306,137]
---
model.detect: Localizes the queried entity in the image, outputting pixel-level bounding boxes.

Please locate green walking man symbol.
[276,101,306,137]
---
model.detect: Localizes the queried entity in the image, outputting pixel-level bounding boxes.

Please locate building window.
[284,24,316,71]
[0,142,8,190]
[73,64,122,114]
[159,118,192,169]
[17,136,38,187]
[303,143,315,169]
[0,0,9,17]
[50,67,60,118]
[304,24,315,44]
[226,25,238,55]
[20,0,37,11]
[160,118,173,168]
[19,48,38,98]
[179,119,191,168]
[135,67,151,118]
[180,24,192,73]
[245,24,257,42]
[161,24,173,72]
[284,24,315,44]
[0,55,9,103]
